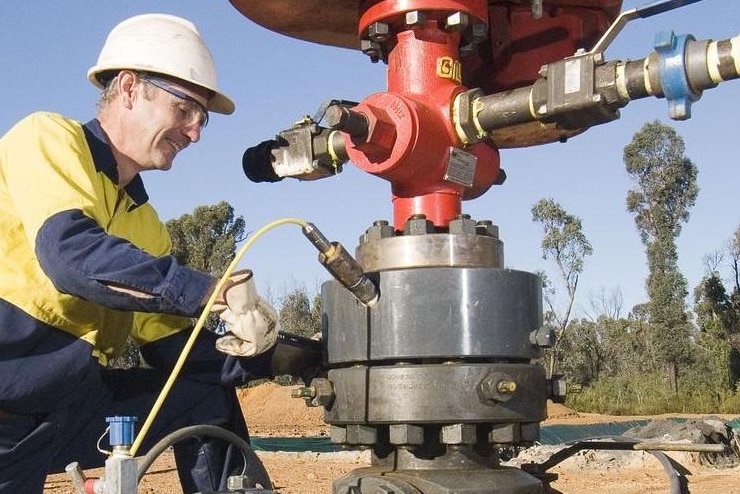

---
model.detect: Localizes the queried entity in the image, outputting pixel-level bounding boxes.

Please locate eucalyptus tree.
[693,272,740,391]
[167,201,247,277]
[531,198,593,377]
[624,120,698,393]
[279,287,322,339]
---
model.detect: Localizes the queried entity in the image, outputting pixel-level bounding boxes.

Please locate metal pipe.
[633,442,727,452]
[612,34,740,118]
[467,34,740,136]
[474,85,538,131]
[324,105,369,139]
[64,462,88,494]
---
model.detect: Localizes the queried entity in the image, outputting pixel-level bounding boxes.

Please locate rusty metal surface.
[490,122,586,148]
[228,0,361,49]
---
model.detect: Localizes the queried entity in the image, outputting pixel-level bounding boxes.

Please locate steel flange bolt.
[478,372,518,403]
[367,22,390,43]
[550,374,567,404]
[404,214,434,236]
[405,10,426,27]
[444,11,470,32]
[360,39,383,63]
[291,378,335,408]
[530,326,557,348]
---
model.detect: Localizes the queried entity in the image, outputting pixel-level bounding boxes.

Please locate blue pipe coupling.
[654,30,701,120]
[654,31,740,120]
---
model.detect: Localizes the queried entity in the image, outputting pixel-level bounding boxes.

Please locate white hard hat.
[88,13,234,115]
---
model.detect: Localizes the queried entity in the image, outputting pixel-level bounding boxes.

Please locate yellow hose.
[130,217,308,457]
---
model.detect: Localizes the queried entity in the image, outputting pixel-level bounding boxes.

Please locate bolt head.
[405,10,426,27]
[368,22,390,42]
[445,12,470,32]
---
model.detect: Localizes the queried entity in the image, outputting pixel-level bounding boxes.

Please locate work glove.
[211,270,280,357]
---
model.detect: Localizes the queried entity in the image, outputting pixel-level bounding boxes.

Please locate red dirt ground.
[44,383,740,493]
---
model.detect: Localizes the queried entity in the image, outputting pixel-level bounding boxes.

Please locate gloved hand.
[211,270,280,357]
[212,270,255,310]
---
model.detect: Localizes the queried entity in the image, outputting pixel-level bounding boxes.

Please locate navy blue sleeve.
[35,209,214,318]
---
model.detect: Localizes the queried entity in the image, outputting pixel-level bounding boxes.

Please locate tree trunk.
[667,361,678,393]
[548,351,556,379]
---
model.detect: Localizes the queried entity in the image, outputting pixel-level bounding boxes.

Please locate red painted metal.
[229,0,623,225]
[464,1,621,93]
[344,13,501,229]
[359,0,489,34]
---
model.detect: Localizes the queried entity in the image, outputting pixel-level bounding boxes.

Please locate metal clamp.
[654,30,701,119]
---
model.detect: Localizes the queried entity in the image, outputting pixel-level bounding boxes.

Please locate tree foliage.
[623,121,698,392]
[166,201,246,277]
[278,288,322,339]
[531,198,593,377]
[557,318,601,386]
[729,225,740,293]
[541,124,740,413]
[597,311,656,378]
[693,272,740,391]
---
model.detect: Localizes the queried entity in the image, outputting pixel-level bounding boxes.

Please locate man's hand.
[211,270,280,357]
[212,269,255,312]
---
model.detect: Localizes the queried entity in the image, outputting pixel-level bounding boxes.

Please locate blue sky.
[1,1,739,318]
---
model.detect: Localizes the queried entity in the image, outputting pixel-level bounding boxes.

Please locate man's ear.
[116,70,139,109]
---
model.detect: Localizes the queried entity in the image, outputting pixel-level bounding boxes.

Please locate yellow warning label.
[437,56,462,83]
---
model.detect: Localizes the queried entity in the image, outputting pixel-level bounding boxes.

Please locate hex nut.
[368,22,390,42]
[445,12,470,32]
[308,377,335,408]
[489,423,520,444]
[389,424,424,445]
[405,11,426,26]
[345,424,378,445]
[449,216,477,235]
[441,423,477,444]
[404,215,433,235]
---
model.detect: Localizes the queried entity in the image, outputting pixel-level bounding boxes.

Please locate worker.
[0,14,279,493]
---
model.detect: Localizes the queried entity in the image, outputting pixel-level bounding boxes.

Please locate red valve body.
[347,0,500,230]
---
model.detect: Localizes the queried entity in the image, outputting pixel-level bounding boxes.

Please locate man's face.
[127,74,210,172]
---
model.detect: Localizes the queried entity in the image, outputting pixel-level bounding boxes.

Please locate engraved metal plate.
[444,147,477,188]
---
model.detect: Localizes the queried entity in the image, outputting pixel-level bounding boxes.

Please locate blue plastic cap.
[106,416,138,447]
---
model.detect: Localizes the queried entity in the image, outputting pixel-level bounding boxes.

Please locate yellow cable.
[130,217,308,457]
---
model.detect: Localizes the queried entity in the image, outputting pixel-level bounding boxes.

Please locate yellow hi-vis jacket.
[0,112,214,366]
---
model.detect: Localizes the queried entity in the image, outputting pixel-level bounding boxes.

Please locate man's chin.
[152,153,175,171]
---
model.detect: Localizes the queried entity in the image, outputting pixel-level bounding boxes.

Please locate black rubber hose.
[530,435,688,494]
[137,424,273,490]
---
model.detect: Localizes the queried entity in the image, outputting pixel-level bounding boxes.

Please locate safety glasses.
[138,73,209,129]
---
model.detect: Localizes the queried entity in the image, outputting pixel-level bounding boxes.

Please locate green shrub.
[567,371,740,415]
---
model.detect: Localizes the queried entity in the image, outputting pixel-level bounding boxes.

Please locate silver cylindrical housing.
[323,267,542,363]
